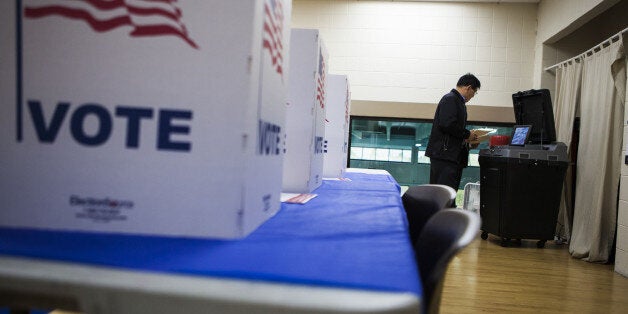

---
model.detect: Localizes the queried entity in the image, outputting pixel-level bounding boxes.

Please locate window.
[375,148,389,161]
[349,117,512,189]
[350,147,363,159]
[362,147,376,160]
[417,149,430,164]
[349,147,412,162]
[389,149,403,162]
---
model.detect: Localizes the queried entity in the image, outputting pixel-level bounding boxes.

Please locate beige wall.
[293,0,625,123]
[537,0,618,43]
[293,0,537,111]
[350,100,515,123]
[533,0,621,91]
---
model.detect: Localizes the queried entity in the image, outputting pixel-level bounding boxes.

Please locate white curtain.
[569,38,626,262]
[553,61,582,241]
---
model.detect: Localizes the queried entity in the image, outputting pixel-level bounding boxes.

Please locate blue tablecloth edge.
[0,249,420,295]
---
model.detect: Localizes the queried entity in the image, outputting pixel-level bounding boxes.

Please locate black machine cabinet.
[479,144,568,247]
[479,89,568,248]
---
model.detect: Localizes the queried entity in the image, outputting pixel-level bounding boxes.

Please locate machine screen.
[510,125,532,146]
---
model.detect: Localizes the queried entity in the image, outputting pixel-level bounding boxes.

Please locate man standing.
[425,73,481,194]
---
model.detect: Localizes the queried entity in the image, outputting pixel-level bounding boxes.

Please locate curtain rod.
[544,27,628,72]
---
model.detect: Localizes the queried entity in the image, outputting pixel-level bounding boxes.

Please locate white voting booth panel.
[283,29,328,193]
[323,75,351,178]
[0,0,292,239]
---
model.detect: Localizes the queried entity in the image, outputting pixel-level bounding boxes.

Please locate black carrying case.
[512,89,556,144]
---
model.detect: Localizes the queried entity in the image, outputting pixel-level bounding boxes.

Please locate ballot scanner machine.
[478,89,568,247]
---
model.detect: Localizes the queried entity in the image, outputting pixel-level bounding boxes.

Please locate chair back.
[415,209,481,314]
[402,184,456,245]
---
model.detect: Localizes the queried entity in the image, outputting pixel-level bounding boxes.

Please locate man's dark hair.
[456,73,481,90]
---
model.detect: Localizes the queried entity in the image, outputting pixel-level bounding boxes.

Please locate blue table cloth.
[0,172,421,296]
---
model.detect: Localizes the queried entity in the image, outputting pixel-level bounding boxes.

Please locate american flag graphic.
[262,0,284,77]
[345,88,350,125]
[24,0,199,49]
[316,48,326,109]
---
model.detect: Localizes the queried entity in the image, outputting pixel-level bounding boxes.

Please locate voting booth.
[283,28,328,193]
[0,0,292,239]
[323,75,351,178]
[479,89,568,247]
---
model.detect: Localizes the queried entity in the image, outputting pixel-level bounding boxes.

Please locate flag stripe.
[84,0,126,10]
[131,24,198,49]
[141,0,178,4]
[24,6,132,32]
[127,5,181,21]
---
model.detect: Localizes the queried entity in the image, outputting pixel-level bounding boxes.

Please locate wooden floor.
[440,233,628,313]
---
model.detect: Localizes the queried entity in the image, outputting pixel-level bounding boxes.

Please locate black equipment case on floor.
[478,89,568,247]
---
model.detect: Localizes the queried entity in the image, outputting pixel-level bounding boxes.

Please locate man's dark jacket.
[425,89,471,167]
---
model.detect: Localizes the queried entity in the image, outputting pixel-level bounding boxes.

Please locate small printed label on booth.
[70,195,134,223]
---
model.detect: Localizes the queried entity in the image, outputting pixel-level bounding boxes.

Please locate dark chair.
[414,209,481,314]
[402,184,457,246]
